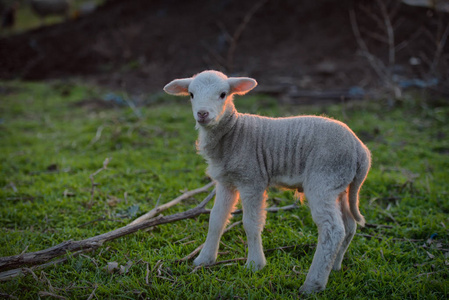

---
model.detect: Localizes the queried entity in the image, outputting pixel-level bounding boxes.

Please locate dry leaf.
[426,251,435,259]
[120,261,133,274]
[63,190,75,197]
[107,261,119,273]
[107,197,119,207]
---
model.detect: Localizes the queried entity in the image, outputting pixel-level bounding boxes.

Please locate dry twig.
[0,249,93,282]
[191,257,247,272]
[145,261,150,285]
[86,284,98,300]
[226,0,269,72]
[37,291,67,300]
[357,233,424,243]
[88,158,111,207]
[231,203,299,215]
[0,189,216,272]
[179,202,300,262]
[349,9,388,81]
[364,223,394,229]
[178,220,243,262]
[0,292,18,300]
[431,22,449,74]
[88,125,105,146]
[129,181,215,225]
[375,0,395,65]
[264,244,315,253]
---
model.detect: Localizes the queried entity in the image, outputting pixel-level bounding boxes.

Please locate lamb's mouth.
[197,118,211,125]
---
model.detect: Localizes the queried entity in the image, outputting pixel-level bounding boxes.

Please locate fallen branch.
[0,249,93,282]
[129,181,215,225]
[0,181,300,277]
[0,189,216,272]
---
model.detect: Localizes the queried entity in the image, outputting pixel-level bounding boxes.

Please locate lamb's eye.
[190,92,194,99]
[219,92,226,99]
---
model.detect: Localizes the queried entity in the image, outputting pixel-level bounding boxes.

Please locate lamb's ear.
[228,77,257,95]
[163,78,193,96]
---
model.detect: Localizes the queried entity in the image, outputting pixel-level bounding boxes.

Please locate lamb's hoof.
[299,282,325,294]
[244,259,266,271]
[193,255,215,267]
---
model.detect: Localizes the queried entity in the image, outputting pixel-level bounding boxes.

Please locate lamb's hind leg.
[300,188,345,294]
[333,189,357,271]
[194,183,238,266]
[240,187,267,271]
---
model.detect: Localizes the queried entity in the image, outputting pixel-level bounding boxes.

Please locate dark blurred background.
[1,0,448,99]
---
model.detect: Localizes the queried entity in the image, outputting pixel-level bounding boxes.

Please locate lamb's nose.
[197,110,209,119]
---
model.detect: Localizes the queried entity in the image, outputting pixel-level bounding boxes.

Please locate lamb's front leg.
[194,183,238,266]
[240,188,267,271]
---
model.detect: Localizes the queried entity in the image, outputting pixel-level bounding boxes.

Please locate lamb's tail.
[348,144,371,227]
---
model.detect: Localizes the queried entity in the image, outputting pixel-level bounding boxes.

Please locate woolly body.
[199,113,366,196]
[164,70,371,294]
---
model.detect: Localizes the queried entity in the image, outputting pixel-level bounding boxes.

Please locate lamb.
[163,70,371,294]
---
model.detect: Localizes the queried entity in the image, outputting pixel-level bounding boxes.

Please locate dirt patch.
[0,0,447,96]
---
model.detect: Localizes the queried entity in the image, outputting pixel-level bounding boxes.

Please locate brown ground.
[0,0,447,98]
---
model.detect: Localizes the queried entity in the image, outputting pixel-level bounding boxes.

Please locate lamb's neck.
[197,108,239,160]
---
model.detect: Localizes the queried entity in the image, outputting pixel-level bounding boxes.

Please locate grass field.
[0,0,107,37]
[0,80,448,299]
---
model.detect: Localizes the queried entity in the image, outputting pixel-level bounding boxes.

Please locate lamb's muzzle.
[196,110,210,125]
[163,70,371,294]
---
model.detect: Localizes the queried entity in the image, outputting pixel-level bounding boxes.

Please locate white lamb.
[164,70,371,293]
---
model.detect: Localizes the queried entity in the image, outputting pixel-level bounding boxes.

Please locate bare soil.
[0,0,447,96]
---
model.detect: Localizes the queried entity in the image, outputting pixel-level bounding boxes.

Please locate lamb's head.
[163,70,257,127]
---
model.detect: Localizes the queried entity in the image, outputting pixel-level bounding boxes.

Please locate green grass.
[1,0,107,37]
[0,80,448,299]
